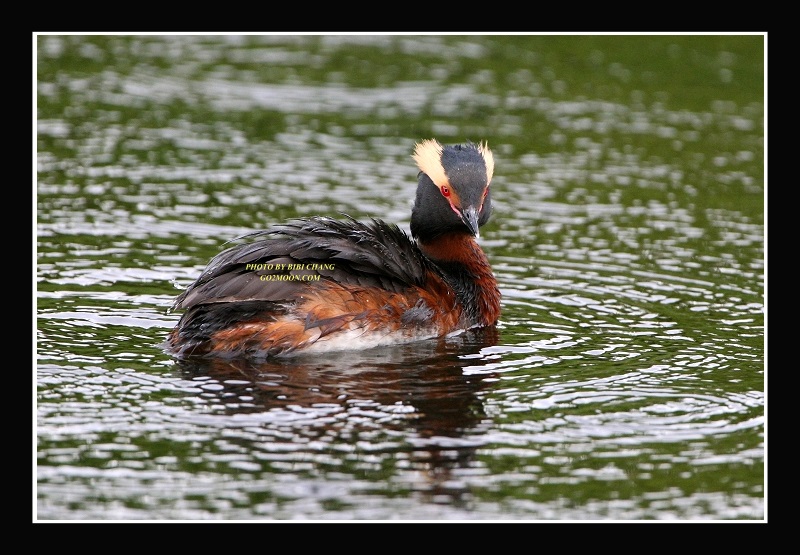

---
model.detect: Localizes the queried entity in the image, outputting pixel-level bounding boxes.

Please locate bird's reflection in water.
[173,328,499,506]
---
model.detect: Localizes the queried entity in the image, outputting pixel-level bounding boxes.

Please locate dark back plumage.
[172,216,431,311]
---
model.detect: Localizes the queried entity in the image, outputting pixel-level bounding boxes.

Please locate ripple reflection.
[170,328,500,505]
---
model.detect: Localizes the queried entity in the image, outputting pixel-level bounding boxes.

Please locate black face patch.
[440,145,489,207]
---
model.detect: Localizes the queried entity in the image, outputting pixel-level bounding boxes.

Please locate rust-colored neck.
[418,233,501,327]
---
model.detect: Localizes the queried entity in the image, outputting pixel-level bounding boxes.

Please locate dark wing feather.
[172,216,430,311]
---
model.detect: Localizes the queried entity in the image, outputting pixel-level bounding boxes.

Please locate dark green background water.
[36,34,764,520]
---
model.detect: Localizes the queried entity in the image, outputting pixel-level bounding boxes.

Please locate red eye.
[441,185,451,197]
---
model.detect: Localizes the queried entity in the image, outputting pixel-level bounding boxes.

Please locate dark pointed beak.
[461,206,481,238]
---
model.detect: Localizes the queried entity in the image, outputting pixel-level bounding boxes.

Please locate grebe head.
[410,139,494,241]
